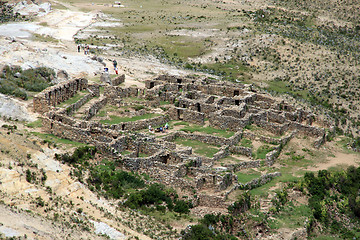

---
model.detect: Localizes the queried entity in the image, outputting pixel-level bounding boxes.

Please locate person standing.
[112,60,118,74]
[77,45,81,52]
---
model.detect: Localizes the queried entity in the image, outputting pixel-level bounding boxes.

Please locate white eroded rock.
[0,93,36,122]
[91,221,126,240]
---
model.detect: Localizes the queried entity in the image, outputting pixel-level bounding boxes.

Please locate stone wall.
[162,131,242,147]
[33,78,88,113]
[238,172,281,190]
[209,113,251,131]
[229,146,253,157]
[33,74,332,208]
[63,92,93,116]
[224,160,261,172]
[104,85,144,104]
[83,96,108,120]
[106,115,170,131]
[87,84,100,97]
[168,107,205,125]
[112,74,125,86]
[195,194,228,208]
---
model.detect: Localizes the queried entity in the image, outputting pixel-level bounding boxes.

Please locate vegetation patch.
[58,90,88,107]
[26,119,43,128]
[236,171,261,183]
[255,145,274,159]
[180,125,235,138]
[30,132,86,147]
[239,138,252,148]
[100,113,160,124]
[0,65,55,100]
[88,160,145,198]
[174,138,220,158]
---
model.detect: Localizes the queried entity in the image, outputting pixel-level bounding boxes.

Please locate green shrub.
[55,146,96,165]
[228,192,251,215]
[0,65,55,99]
[87,161,145,199]
[174,200,191,214]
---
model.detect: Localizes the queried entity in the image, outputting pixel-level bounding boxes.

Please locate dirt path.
[307,151,360,172]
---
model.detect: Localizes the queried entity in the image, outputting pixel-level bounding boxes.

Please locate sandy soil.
[0,204,104,239]
[307,150,360,172]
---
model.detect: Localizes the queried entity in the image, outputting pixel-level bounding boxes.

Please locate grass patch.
[31,33,59,43]
[240,138,253,148]
[100,113,160,124]
[151,35,209,59]
[30,132,86,147]
[26,119,43,128]
[220,155,242,163]
[313,236,343,240]
[174,138,219,158]
[236,172,261,183]
[201,59,252,82]
[279,151,314,168]
[255,145,274,159]
[249,169,299,197]
[270,203,312,229]
[266,79,308,99]
[138,153,150,158]
[122,97,146,102]
[180,125,235,138]
[58,90,88,107]
[121,150,131,155]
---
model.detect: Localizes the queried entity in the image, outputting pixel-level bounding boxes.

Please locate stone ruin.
[33,74,332,209]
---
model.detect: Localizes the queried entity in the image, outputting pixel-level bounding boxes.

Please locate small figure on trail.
[114,67,118,75]
[165,122,169,130]
[149,125,153,132]
[84,45,90,55]
[113,59,117,68]
[77,45,81,52]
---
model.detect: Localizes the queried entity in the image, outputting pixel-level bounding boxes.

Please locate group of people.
[103,59,119,74]
[77,44,90,55]
[149,122,169,133]
[77,45,119,75]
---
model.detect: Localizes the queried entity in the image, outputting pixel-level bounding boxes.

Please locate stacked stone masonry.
[33,74,332,208]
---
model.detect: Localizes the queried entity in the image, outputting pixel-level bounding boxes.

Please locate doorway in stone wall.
[177,109,184,120]
[195,103,201,112]
[160,154,169,164]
